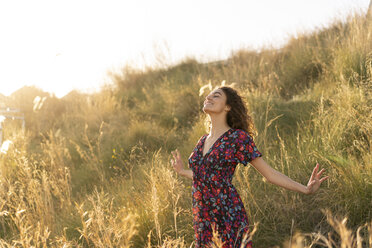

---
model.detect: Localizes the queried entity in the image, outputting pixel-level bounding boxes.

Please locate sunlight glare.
[0,0,369,98]
[0,140,12,154]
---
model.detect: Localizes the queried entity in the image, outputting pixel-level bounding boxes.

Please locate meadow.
[0,12,371,248]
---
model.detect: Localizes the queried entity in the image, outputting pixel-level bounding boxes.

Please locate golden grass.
[0,11,370,248]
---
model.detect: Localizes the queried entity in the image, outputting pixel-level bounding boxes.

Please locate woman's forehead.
[210,89,223,95]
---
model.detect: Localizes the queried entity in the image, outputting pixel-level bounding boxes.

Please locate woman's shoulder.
[232,128,248,135]
[231,128,253,140]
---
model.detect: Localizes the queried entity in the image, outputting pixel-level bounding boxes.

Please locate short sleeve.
[188,135,205,168]
[234,129,263,166]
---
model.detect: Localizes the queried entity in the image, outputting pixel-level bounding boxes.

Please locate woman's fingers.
[176,149,181,160]
[310,164,318,181]
[170,151,176,165]
[307,163,329,193]
[171,150,177,159]
[320,176,329,183]
[171,149,181,163]
[317,168,325,178]
[316,166,329,182]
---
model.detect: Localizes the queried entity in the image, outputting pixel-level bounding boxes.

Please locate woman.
[170,86,329,247]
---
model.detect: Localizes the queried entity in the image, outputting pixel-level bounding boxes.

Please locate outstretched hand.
[306,163,329,194]
[171,149,185,174]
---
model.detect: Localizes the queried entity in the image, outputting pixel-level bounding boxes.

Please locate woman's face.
[202,88,230,114]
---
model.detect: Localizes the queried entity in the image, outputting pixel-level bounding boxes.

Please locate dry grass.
[0,11,370,248]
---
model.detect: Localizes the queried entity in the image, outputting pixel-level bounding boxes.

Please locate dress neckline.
[201,128,233,159]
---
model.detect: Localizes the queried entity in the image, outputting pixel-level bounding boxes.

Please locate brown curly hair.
[204,86,258,138]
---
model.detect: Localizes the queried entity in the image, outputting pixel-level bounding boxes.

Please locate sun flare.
[0,0,369,98]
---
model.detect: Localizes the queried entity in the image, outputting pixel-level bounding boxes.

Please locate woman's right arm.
[171,149,193,180]
[179,169,193,180]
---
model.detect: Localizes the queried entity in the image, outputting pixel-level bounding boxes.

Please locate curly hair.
[204,86,258,138]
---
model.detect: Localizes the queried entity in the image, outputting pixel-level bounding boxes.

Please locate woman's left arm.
[249,157,329,194]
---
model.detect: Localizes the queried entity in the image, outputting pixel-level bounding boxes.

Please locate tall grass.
[0,11,370,247]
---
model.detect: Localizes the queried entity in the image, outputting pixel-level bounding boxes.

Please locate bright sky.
[0,0,370,98]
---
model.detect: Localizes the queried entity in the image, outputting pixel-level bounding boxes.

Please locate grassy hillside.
[0,13,371,247]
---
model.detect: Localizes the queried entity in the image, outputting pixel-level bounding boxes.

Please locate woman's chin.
[203,107,214,114]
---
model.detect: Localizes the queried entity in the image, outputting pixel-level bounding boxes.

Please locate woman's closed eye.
[206,94,219,100]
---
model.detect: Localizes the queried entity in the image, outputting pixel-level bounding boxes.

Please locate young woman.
[171,86,329,248]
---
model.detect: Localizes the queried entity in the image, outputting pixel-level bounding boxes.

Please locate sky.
[0,0,370,98]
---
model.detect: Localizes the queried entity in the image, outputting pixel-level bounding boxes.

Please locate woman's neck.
[209,116,231,137]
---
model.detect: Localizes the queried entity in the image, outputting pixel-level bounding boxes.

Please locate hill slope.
[0,12,370,248]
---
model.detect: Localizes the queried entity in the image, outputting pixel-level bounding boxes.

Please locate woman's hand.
[171,149,185,174]
[305,163,329,194]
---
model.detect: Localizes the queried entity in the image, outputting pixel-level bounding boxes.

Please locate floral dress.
[188,128,263,248]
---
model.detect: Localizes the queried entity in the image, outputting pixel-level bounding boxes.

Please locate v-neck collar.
[200,128,233,159]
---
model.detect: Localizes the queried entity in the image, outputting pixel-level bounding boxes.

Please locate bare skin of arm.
[171,150,329,194]
[171,149,193,180]
[250,157,329,195]
[179,169,193,180]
